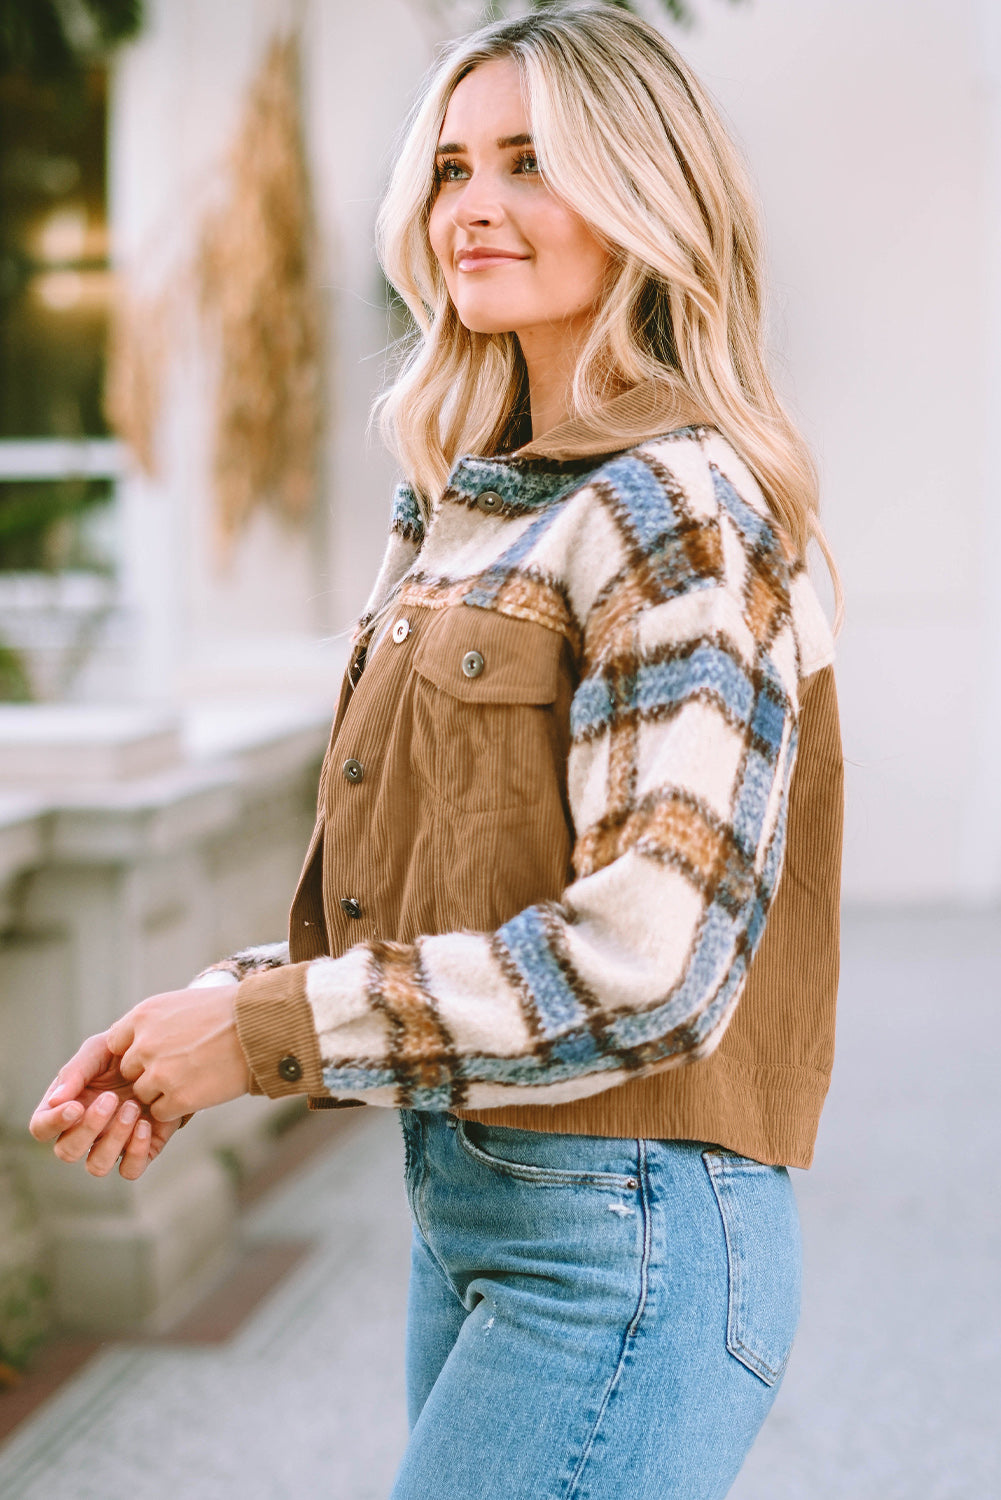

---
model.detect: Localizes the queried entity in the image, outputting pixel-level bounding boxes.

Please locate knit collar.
[443,378,710,515]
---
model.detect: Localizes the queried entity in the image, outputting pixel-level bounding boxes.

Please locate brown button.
[340,897,362,919]
[392,618,411,643]
[278,1054,303,1083]
[461,650,484,678]
[342,758,364,783]
[476,490,503,514]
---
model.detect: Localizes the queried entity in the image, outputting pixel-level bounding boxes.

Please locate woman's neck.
[518,321,589,441]
[527,371,572,441]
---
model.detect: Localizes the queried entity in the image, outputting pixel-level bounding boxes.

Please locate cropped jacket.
[197,380,844,1168]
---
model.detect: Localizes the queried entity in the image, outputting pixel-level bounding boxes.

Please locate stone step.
[0,706,181,784]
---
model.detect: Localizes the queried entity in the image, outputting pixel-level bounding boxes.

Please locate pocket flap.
[413,606,563,704]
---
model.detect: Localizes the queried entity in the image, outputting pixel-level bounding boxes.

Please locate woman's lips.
[456,249,527,272]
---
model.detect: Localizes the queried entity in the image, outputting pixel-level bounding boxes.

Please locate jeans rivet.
[626,1177,639,1189]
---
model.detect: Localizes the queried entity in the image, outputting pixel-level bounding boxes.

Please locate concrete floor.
[0,908,998,1499]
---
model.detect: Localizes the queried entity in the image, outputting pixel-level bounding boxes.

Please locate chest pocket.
[411,605,568,813]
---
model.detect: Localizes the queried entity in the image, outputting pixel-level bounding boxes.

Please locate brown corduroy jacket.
[217,382,843,1168]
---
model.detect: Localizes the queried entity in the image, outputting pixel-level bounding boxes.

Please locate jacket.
[204,379,843,1168]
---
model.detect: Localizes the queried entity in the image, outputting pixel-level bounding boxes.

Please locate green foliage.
[0,479,114,568]
[0,642,31,700]
[213,1145,245,1190]
[0,1266,50,1369]
[0,0,143,79]
[266,1098,310,1138]
[0,478,115,700]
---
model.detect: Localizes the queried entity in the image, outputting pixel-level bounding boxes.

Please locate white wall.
[677,0,1001,903]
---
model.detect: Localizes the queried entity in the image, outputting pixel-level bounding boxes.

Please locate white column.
[961,0,1001,899]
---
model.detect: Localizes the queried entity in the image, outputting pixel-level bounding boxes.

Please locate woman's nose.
[451,173,504,228]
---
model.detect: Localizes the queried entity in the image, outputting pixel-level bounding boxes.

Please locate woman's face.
[427,58,612,350]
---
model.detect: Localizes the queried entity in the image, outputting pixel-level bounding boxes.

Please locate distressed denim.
[391,1111,801,1500]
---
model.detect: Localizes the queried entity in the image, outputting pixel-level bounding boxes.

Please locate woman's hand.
[29,1033,181,1179]
[31,983,250,1175]
[109,986,252,1121]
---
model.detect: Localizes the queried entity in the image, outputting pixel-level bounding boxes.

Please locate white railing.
[0,439,127,481]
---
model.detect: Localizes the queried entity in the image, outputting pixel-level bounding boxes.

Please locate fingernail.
[62,1103,84,1123]
[96,1091,118,1113]
[135,1120,151,1140]
[120,1101,140,1125]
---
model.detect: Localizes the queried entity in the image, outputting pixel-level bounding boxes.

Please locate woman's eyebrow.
[434,133,534,155]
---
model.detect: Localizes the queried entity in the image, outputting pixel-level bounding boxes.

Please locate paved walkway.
[0,909,998,1498]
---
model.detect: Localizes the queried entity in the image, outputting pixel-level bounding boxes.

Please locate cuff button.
[278,1054,303,1083]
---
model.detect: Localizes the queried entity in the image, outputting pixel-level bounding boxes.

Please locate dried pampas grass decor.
[197,34,323,548]
[106,32,324,557]
[105,288,167,479]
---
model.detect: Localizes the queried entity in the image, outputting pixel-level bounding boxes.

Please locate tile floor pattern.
[0,1120,414,1500]
[1,909,999,1499]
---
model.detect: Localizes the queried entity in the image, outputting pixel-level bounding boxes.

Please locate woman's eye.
[516,152,540,176]
[435,159,467,184]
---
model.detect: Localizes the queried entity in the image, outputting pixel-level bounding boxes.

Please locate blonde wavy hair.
[375,3,840,607]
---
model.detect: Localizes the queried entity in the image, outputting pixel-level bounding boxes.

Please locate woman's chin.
[454,304,521,337]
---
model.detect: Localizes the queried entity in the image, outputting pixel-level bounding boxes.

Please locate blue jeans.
[392,1112,801,1500]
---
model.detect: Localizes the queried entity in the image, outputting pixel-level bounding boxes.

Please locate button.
[340,897,362,919]
[342,758,364,783]
[278,1054,303,1083]
[476,489,503,514]
[461,650,484,678]
[392,618,411,643]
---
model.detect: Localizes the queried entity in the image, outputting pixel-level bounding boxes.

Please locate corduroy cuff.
[233,965,327,1099]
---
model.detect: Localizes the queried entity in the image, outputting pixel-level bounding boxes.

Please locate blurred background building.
[0,0,998,1440]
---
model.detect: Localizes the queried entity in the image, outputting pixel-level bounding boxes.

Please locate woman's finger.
[44,1034,114,1108]
[118,1119,152,1180]
[128,1070,161,1107]
[149,1092,185,1123]
[85,1100,142,1178]
[51,1091,121,1164]
[29,1099,85,1143]
[106,1014,136,1058]
[117,1042,145,1086]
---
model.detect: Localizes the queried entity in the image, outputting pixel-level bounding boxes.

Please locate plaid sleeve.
[189,941,290,987]
[234,443,801,1110]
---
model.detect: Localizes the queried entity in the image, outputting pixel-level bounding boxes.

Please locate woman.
[31,7,844,1496]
